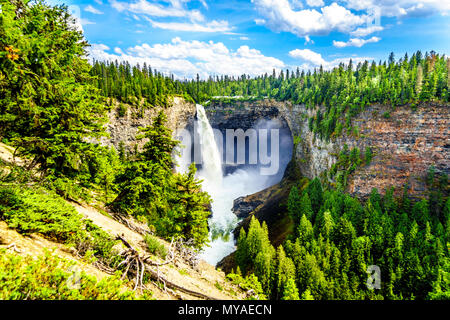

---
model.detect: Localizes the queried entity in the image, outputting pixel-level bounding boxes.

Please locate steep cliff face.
[204,100,289,131]
[281,102,449,199]
[101,97,196,149]
[207,99,449,200]
[216,99,449,271]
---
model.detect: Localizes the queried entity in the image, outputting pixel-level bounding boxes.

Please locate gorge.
[2,0,449,301]
[105,97,449,266]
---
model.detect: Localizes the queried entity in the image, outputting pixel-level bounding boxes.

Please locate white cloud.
[240,36,250,40]
[85,5,104,15]
[199,0,208,9]
[289,48,372,69]
[145,18,233,32]
[290,0,303,9]
[87,38,285,79]
[111,0,190,18]
[110,0,207,21]
[289,49,327,66]
[342,0,450,18]
[80,18,96,26]
[111,0,232,33]
[350,25,383,37]
[305,0,324,7]
[333,36,380,47]
[252,0,367,38]
[253,0,449,40]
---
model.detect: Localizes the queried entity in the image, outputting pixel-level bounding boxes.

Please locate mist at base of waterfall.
[174,105,292,266]
[199,167,275,265]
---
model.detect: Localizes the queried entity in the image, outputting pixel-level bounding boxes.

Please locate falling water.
[175,104,290,265]
[195,104,223,190]
[195,104,238,265]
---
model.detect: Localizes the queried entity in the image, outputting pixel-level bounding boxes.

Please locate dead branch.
[174,238,200,268]
[2,242,21,253]
[110,212,153,237]
[144,264,217,300]
[114,234,217,300]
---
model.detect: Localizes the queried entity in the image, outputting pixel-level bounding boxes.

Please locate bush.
[365,146,373,165]
[0,186,119,265]
[0,249,142,300]
[144,234,167,259]
[117,103,128,117]
[226,272,267,300]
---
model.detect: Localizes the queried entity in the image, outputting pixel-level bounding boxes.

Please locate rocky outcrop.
[341,103,449,198]
[232,196,263,219]
[286,102,449,199]
[204,100,288,131]
[101,97,196,150]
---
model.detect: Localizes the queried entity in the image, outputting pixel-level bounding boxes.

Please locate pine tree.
[416,64,423,96]
[288,186,302,225]
[235,228,249,274]
[0,0,108,182]
[138,111,179,170]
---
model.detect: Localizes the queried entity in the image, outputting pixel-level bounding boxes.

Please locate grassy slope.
[0,142,243,300]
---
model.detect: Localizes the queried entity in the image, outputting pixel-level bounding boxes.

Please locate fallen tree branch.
[144,264,218,300]
[114,234,217,300]
[2,242,21,253]
[110,212,153,237]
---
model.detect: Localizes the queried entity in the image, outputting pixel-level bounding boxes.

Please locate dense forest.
[0,0,449,300]
[0,0,211,249]
[231,173,449,300]
[91,48,449,141]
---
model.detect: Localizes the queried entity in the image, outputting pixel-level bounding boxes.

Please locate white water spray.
[195,104,238,264]
[175,104,290,265]
[195,104,223,191]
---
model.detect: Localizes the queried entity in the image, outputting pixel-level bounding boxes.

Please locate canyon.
[104,97,449,267]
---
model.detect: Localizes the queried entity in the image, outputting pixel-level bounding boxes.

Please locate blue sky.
[50,0,450,79]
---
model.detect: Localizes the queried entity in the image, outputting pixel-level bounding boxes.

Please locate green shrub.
[144,234,167,259]
[117,103,127,118]
[365,146,373,165]
[0,186,83,241]
[0,186,119,265]
[0,249,142,300]
[226,272,266,300]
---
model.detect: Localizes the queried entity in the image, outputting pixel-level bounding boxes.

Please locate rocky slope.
[101,97,196,150]
[0,142,244,300]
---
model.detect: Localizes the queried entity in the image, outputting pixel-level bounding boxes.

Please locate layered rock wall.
[101,97,196,149]
[282,102,449,199]
[208,99,449,199]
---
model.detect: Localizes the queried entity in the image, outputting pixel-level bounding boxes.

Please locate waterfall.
[195,104,223,190]
[175,104,287,265]
[195,104,237,265]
